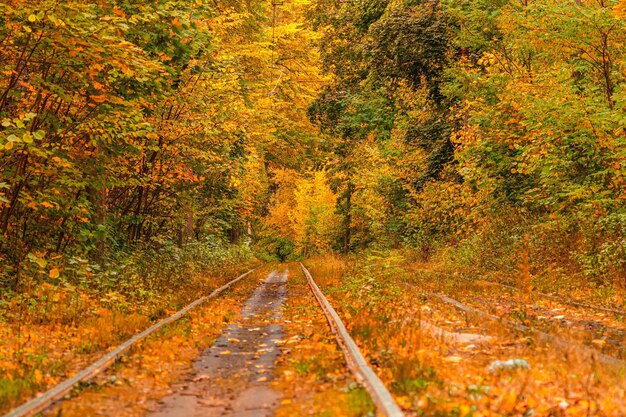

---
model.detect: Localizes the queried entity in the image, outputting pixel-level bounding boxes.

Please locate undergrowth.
[409,209,626,307]
[305,252,626,416]
[0,238,255,412]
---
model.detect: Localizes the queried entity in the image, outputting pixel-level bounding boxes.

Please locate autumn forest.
[2,0,626,416]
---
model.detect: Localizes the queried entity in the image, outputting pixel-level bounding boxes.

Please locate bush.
[0,237,255,324]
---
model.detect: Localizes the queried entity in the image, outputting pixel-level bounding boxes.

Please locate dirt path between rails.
[147,270,288,417]
[41,265,366,417]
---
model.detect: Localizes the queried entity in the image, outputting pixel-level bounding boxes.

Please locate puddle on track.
[148,270,288,417]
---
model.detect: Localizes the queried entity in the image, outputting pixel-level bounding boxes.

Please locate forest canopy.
[2,0,626,287]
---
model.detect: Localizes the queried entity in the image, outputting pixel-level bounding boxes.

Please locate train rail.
[300,262,405,417]
[424,290,626,369]
[481,279,626,316]
[417,268,626,316]
[2,267,258,417]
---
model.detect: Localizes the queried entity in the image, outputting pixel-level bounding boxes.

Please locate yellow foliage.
[266,170,340,254]
[266,168,301,239]
[290,171,341,255]
[614,0,626,18]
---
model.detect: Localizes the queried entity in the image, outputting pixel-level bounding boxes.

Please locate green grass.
[345,384,375,416]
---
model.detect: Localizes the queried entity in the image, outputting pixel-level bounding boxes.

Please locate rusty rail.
[427,291,626,369]
[300,263,404,417]
[416,269,626,316]
[3,267,259,417]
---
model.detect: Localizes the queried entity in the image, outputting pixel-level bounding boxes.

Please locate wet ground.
[147,270,288,417]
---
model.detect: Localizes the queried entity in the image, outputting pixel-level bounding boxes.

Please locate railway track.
[480,279,626,316]
[2,268,258,417]
[416,268,626,316]
[6,260,625,416]
[300,263,404,417]
[407,269,626,359]
[414,287,626,369]
[300,259,626,415]
[4,265,405,417]
[469,293,626,346]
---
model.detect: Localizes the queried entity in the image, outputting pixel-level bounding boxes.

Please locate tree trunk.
[343,182,353,254]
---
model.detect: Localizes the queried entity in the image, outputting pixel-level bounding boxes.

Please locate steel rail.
[3,267,259,417]
[484,280,626,316]
[300,263,404,417]
[416,269,626,316]
[425,291,626,369]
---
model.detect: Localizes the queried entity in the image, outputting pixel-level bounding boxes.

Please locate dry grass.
[0,261,258,414]
[41,266,268,417]
[305,254,626,416]
[274,263,375,417]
